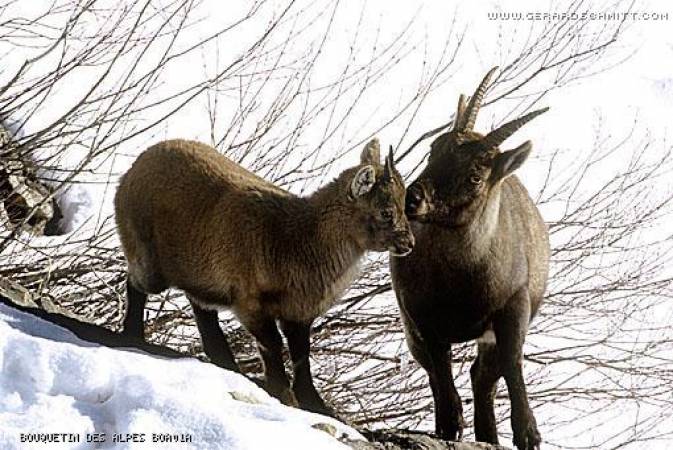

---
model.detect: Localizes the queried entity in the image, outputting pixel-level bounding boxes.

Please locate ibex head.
[350,138,414,256]
[406,67,548,227]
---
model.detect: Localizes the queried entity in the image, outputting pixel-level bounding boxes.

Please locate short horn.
[384,145,394,180]
[481,107,549,150]
[454,66,498,133]
[455,94,467,127]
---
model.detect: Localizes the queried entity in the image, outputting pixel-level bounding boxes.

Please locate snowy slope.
[0,304,362,450]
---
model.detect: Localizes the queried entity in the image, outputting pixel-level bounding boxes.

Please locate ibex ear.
[349,165,376,200]
[360,138,381,165]
[491,141,532,182]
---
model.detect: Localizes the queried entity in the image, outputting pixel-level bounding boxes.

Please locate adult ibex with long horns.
[115,138,413,416]
[390,68,549,450]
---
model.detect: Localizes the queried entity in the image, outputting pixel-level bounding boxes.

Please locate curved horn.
[383,145,395,180]
[454,66,498,133]
[481,107,549,150]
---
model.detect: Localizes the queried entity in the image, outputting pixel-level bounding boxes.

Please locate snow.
[54,185,94,234]
[0,303,362,450]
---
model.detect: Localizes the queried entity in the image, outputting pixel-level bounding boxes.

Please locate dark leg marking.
[427,344,465,441]
[408,334,464,441]
[190,300,239,372]
[123,278,147,340]
[471,340,501,445]
[494,288,541,450]
[244,316,296,406]
[280,319,334,416]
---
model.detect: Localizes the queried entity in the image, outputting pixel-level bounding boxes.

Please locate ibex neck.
[306,175,366,258]
[430,188,502,262]
[468,187,502,250]
[267,176,366,302]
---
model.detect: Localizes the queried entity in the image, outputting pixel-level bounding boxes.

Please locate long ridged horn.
[383,145,394,180]
[454,66,498,133]
[481,107,549,150]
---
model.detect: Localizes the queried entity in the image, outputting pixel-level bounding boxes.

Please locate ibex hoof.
[302,400,337,418]
[513,418,541,450]
[277,388,299,407]
[436,413,465,442]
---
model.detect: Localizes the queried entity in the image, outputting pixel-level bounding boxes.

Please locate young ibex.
[115,138,413,415]
[390,68,549,450]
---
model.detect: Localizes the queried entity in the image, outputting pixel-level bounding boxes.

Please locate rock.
[0,276,39,308]
[312,422,338,437]
[342,429,510,450]
[0,120,63,236]
[229,391,263,404]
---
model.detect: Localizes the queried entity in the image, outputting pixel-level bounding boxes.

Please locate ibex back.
[115,138,413,415]
[390,68,549,450]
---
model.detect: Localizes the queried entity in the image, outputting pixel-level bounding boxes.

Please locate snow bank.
[0,304,362,450]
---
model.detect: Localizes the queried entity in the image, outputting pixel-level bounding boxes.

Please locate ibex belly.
[244,259,362,323]
[424,296,497,344]
[396,265,511,344]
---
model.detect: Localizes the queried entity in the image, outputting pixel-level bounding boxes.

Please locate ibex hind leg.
[122,250,167,340]
[122,277,148,340]
[128,245,167,294]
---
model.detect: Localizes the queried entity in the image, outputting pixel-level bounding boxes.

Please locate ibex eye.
[470,175,482,185]
[381,209,393,220]
[410,185,423,201]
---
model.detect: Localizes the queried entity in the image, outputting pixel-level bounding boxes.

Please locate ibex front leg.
[430,344,465,441]
[494,288,541,450]
[470,338,501,444]
[280,319,334,416]
[244,316,297,407]
[409,335,465,441]
[189,299,239,372]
